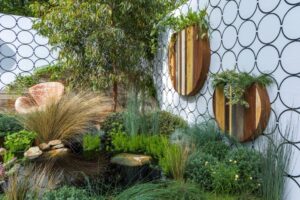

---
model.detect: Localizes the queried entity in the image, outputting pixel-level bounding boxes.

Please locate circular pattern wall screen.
[168,25,210,96]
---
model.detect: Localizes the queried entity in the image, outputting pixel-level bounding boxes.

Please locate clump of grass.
[260,125,293,200]
[115,181,205,200]
[18,92,105,147]
[4,165,62,200]
[160,144,192,181]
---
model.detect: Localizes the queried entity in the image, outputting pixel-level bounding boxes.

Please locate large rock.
[0,148,7,156]
[29,82,64,106]
[111,153,152,167]
[47,148,69,157]
[51,144,64,149]
[24,146,43,160]
[15,96,37,114]
[39,143,50,151]
[48,139,62,146]
[15,82,64,114]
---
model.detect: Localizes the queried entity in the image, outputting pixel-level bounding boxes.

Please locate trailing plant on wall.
[162,9,209,39]
[211,70,273,107]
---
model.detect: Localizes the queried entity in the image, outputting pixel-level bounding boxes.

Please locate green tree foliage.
[30,0,186,110]
[0,0,49,16]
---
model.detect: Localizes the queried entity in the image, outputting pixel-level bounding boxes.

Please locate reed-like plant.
[18,92,106,147]
[160,144,192,181]
[260,127,293,200]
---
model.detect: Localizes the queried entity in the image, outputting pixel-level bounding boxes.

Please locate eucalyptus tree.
[0,0,49,16]
[31,0,186,110]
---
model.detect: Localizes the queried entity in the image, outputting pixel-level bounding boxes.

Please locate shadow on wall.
[0,39,17,74]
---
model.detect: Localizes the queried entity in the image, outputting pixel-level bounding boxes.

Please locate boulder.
[111,153,152,167]
[29,82,64,106]
[15,96,37,114]
[14,82,64,114]
[51,144,64,149]
[48,139,62,146]
[39,143,50,151]
[47,148,69,157]
[0,148,7,156]
[24,146,43,160]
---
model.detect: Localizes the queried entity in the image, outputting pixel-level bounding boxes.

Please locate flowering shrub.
[225,148,262,195]
[211,163,239,194]
[185,152,219,190]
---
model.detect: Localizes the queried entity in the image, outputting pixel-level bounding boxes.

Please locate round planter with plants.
[166,9,210,96]
[212,70,272,142]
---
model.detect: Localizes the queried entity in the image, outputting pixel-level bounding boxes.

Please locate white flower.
[235,174,239,180]
[249,176,253,180]
[205,161,208,166]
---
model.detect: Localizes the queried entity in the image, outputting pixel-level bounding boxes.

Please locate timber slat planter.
[213,84,271,142]
[168,25,210,96]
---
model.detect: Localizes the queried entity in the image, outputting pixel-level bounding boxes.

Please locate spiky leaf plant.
[18,93,105,147]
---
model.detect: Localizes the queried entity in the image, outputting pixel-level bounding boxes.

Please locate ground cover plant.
[0,114,23,137]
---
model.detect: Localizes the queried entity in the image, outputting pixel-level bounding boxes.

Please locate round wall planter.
[168,25,210,96]
[213,84,271,142]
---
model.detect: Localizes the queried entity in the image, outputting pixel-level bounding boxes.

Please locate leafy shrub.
[83,134,100,152]
[155,111,188,135]
[4,130,36,153]
[100,112,125,135]
[183,122,222,147]
[42,186,100,200]
[225,148,262,195]
[185,152,219,191]
[201,141,230,161]
[211,163,239,194]
[0,114,23,137]
[101,111,187,137]
[115,181,205,200]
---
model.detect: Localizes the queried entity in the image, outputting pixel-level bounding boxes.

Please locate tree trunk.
[113,80,118,112]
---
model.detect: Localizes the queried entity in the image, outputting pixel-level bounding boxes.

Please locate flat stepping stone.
[111,153,152,167]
